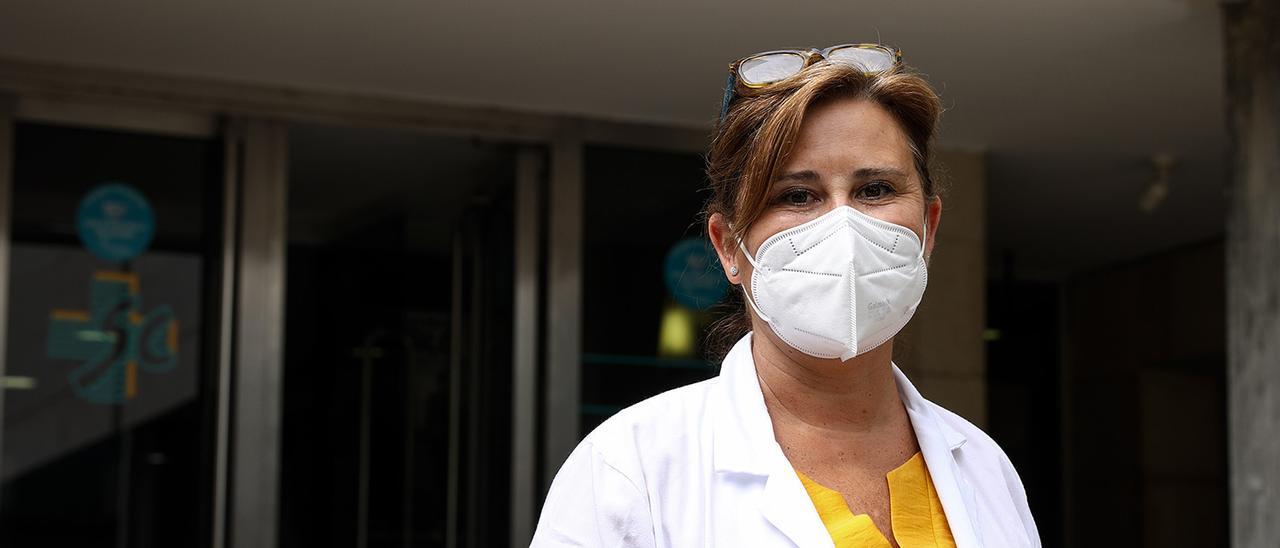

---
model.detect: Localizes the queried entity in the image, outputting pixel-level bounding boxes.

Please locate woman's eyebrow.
[774,169,819,183]
[774,166,908,183]
[854,166,908,179]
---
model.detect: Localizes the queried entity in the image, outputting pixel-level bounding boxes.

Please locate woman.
[532,44,1039,548]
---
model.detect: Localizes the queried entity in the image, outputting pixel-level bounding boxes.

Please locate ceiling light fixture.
[1139,152,1176,213]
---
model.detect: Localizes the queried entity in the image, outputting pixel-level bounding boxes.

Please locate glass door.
[0,119,224,547]
[580,145,725,434]
[281,123,526,548]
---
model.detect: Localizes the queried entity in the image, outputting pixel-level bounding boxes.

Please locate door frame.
[0,94,12,515]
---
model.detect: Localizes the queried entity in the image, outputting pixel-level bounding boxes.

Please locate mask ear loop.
[735,238,773,324]
[920,217,928,261]
[920,207,931,263]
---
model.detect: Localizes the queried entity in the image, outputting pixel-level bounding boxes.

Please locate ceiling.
[0,0,1227,279]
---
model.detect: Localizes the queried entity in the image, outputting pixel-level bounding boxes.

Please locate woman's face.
[710,95,942,318]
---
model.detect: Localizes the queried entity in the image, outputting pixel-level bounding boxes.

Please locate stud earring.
[729,265,739,276]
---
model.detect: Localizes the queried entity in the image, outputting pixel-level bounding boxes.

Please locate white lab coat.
[532,333,1041,547]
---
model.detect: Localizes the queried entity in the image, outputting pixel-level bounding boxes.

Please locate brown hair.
[703,61,943,360]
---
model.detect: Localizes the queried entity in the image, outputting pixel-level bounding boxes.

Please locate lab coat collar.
[711,333,779,476]
[711,333,984,548]
[892,364,985,547]
[891,364,968,452]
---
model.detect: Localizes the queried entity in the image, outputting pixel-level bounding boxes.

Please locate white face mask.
[739,205,928,361]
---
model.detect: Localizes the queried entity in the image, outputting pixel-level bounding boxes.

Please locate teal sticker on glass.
[47,271,179,404]
[663,238,729,311]
[76,183,155,263]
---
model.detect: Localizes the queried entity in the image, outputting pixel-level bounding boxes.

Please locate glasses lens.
[738,53,807,86]
[827,46,896,73]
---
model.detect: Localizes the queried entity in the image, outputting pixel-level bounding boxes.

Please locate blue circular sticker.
[663,238,729,311]
[76,183,155,263]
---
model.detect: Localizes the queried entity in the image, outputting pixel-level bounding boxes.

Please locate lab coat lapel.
[894,365,985,548]
[760,463,835,548]
[715,334,832,547]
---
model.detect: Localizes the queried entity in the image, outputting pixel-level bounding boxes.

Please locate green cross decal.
[46,271,178,404]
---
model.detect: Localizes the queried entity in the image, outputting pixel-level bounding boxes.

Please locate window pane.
[1,122,221,547]
[581,145,727,436]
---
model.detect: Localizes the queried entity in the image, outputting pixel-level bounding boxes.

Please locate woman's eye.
[781,189,815,206]
[858,181,895,200]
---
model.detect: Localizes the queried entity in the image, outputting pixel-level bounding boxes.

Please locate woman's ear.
[707,213,742,285]
[925,196,943,262]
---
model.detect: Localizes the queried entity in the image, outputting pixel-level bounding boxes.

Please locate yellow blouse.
[796,452,956,548]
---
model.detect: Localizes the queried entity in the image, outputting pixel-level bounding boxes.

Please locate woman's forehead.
[773,106,916,185]
[783,98,915,176]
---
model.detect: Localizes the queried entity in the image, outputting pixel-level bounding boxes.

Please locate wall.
[1063,240,1226,547]
[896,148,988,427]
